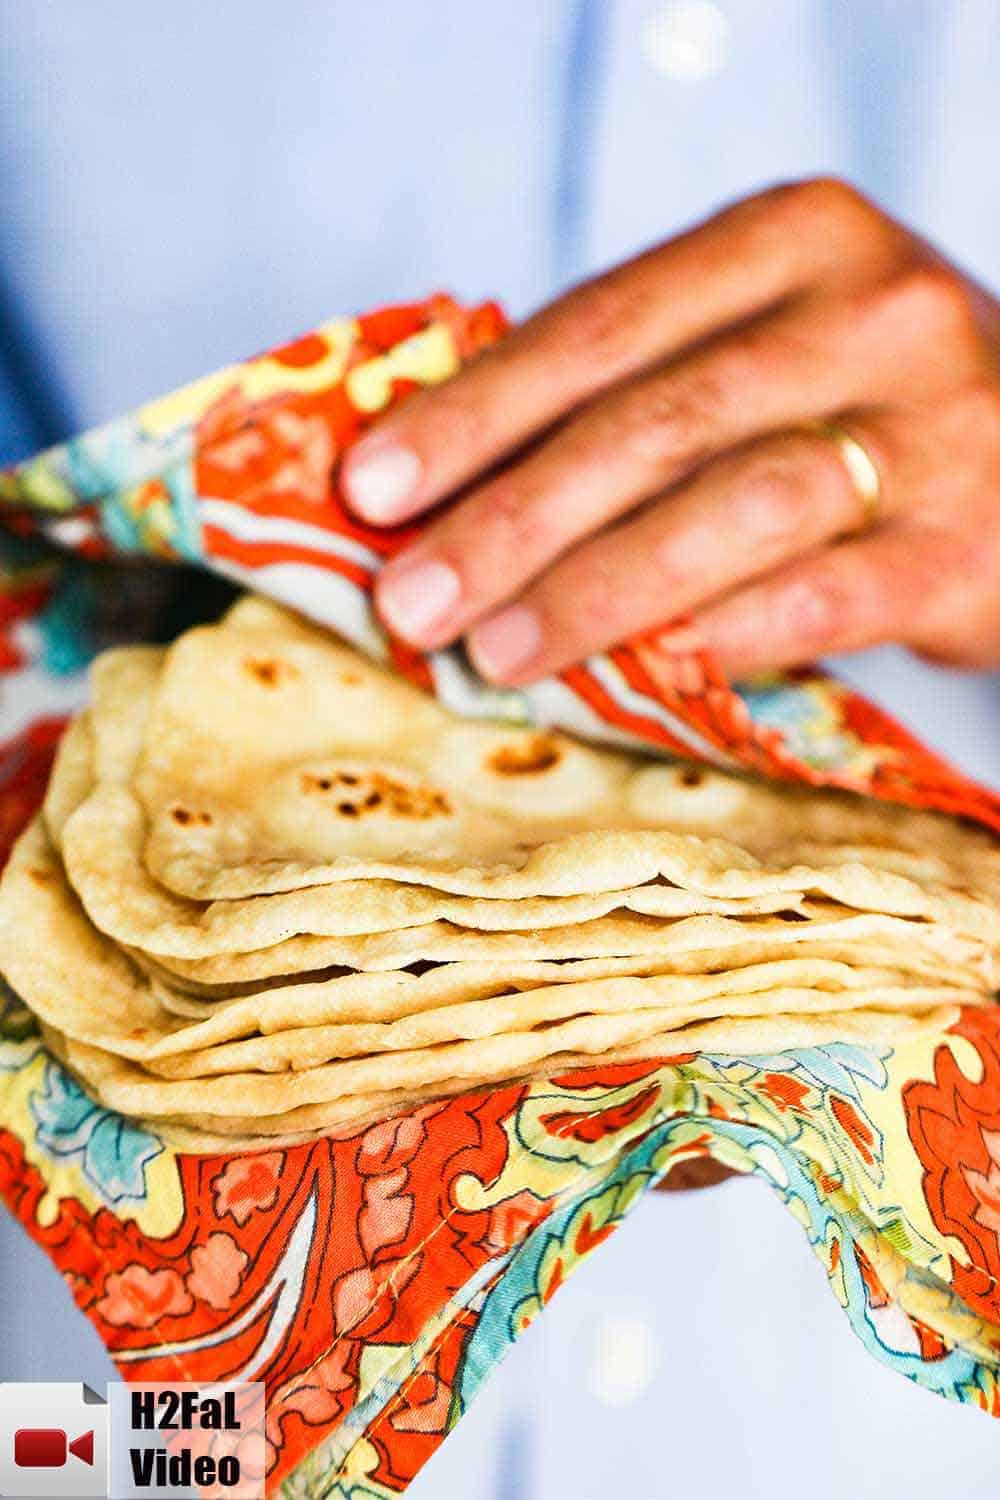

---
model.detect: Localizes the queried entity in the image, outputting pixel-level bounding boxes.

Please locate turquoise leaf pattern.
[30,1060,162,1206]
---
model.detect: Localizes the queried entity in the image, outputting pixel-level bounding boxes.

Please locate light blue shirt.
[2,0,1000,461]
[2,9,1000,1497]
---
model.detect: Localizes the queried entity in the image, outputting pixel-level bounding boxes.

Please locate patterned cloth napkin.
[1,298,999,1498]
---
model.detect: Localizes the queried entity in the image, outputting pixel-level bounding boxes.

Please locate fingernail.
[345,444,422,521]
[469,606,542,681]
[377,558,461,642]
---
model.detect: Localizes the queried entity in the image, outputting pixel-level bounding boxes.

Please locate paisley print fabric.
[0,297,998,1496]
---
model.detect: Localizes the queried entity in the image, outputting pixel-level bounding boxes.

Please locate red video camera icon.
[13,1428,95,1468]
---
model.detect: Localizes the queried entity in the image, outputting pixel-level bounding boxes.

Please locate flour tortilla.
[89,646,165,782]
[56,620,1000,955]
[42,713,94,846]
[124,1004,969,1151]
[143,979,971,1079]
[135,903,990,990]
[145,815,996,938]
[5,820,969,1067]
[13,597,998,1154]
[54,663,994,975]
[53,651,821,960]
[43,1022,453,1150]
[134,608,1000,924]
[148,1097,438,1153]
[141,936,986,1013]
[45,1005,960,1121]
[43,646,163,848]
[111,780,1000,947]
[56,716,991,984]
[69,1066,656,1153]
[61,783,810,957]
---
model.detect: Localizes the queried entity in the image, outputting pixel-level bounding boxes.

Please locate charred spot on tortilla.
[487,736,563,776]
[301,768,452,820]
[244,655,298,687]
[170,806,213,827]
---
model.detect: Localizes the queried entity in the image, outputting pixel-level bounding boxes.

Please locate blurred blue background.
[2,3,1000,1495]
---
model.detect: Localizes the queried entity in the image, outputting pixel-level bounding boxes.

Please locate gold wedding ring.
[807,419,883,534]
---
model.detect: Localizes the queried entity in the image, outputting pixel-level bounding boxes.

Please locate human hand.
[342,179,1000,683]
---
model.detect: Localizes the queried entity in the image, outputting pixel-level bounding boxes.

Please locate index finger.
[341,180,889,525]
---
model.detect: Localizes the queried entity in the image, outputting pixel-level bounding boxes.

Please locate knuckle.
[478,482,553,563]
[787,174,862,216]
[615,373,721,471]
[575,556,625,632]
[548,274,638,374]
[767,175,880,240]
[780,570,847,646]
[732,460,805,542]
[870,264,976,344]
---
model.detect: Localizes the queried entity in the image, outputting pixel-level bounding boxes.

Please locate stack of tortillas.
[2,595,997,1151]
